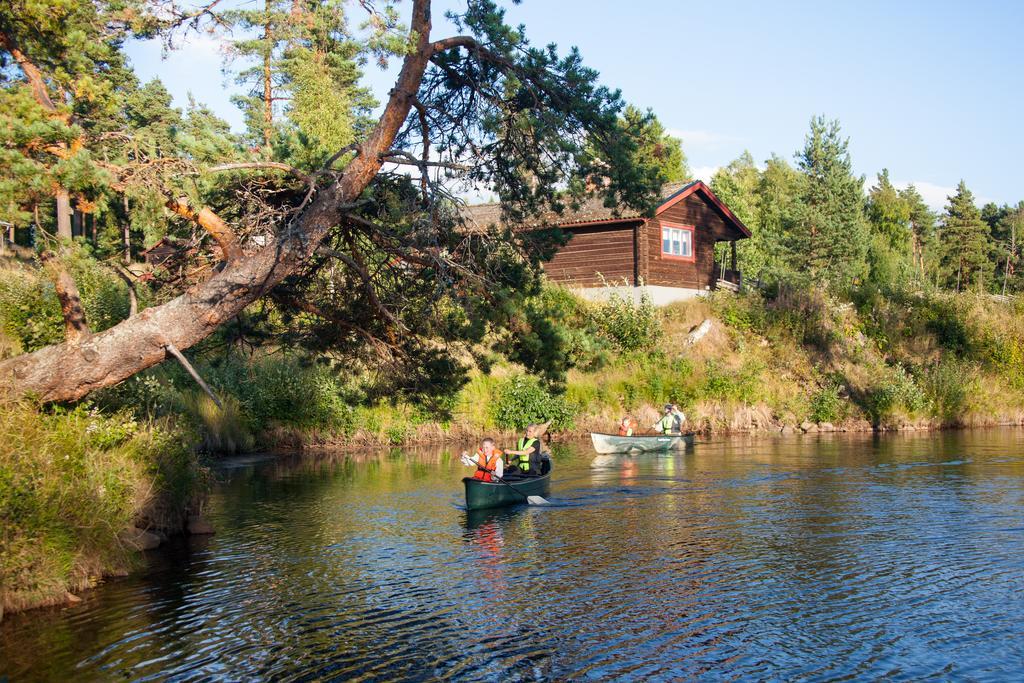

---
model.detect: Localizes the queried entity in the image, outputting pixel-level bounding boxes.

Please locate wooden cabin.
[465,180,751,305]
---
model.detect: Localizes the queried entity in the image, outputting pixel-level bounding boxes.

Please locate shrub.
[698,359,760,403]
[920,360,975,422]
[0,261,65,351]
[491,375,576,430]
[181,393,256,455]
[589,289,662,352]
[0,250,135,354]
[924,297,973,357]
[809,382,845,423]
[710,291,763,332]
[862,364,928,423]
[201,354,355,433]
[93,366,186,419]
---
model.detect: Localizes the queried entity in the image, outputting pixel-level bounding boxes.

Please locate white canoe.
[590,432,695,454]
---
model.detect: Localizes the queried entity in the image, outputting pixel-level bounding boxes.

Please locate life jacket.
[512,437,537,472]
[656,414,678,434]
[472,448,502,482]
[618,419,637,436]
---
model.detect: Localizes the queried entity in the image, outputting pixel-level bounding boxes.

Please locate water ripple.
[3,431,1024,681]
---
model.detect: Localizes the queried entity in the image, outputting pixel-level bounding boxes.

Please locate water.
[3,429,1024,681]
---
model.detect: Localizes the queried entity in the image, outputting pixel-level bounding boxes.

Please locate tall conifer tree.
[899,183,936,281]
[940,181,990,291]
[786,116,868,285]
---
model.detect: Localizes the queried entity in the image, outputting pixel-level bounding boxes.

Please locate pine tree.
[710,151,758,226]
[225,1,292,153]
[899,183,937,281]
[940,181,990,292]
[0,0,139,239]
[617,105,689,184]
[786,116,868,285]
[279,0,376,164]
[866,169,911,248]
[224,0,372,164]
[994,202,1023,295]
[865,169,913,288]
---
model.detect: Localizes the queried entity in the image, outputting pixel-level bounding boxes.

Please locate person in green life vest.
[504,422,548,476]
[652,404,686,434]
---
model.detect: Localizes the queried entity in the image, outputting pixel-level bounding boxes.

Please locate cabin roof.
[463,179,750,238]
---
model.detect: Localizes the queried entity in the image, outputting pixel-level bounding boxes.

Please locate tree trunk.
[122,196,132,264]
[56,189,72,240]
[40,251,90,343]
[262,13,274,153]
[1004,223,1016,296]
[0,0,434,403]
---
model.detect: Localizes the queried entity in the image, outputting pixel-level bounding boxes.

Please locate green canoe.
[463,473,551,510]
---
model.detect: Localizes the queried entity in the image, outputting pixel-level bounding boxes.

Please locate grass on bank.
[0,402,207,615]
[2,249,1023,452]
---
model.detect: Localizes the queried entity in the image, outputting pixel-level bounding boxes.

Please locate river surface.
[2,429,1024,681]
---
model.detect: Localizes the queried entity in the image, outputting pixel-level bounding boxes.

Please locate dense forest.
[709,121,1022,297]
[1,0,1022,616]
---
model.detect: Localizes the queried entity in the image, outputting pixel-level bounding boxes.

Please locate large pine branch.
[0,0,435,402]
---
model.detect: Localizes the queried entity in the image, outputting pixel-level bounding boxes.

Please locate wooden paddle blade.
[527,496,550,505]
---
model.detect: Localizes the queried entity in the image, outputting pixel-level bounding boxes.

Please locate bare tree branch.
[165,197,243,262]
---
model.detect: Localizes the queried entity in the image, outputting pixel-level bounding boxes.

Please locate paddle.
[462,451,550,505]
[491,473,550,506]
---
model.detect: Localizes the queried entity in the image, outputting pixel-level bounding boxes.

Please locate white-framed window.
[661,225,694,259]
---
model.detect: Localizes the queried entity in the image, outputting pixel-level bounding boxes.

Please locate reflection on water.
[3,430,1024,680]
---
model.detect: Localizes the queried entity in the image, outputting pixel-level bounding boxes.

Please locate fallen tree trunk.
[0,0,434,403]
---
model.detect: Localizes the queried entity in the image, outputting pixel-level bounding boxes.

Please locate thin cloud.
[691,165,720,183]
[895,180,993,212]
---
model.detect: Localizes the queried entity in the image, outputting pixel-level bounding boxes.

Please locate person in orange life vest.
[617,416,638,436]
[461,438,504,482]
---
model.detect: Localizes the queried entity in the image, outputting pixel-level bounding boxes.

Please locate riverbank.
[258,287,1024,450]
[0,402,209,620]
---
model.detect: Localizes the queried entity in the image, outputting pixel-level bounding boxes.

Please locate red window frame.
[660,222,695,262]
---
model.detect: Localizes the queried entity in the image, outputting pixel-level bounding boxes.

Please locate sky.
[125,0,1024,210]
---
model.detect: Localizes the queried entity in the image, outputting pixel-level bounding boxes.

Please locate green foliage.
[0,401,205,613]
[865,169,916,290]
[924,296,974,356]
[589,288,662,352]
[862,364,928,423]
[920,360,975,422]
[0,251,134,352]
[940,181,991,292]
[0,260,65,351]
[809,382,845,423]
[97,353,356,452]
[490,375,576,431]
[181,393,256,455]
[617,105,689,184]
[198,355,356,434]
[785,116,868,286]
[699,359,761,403]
